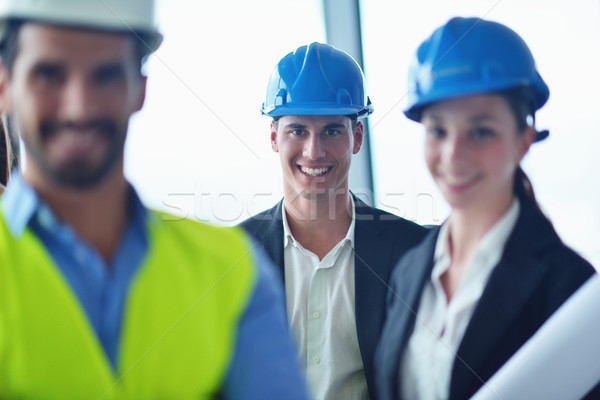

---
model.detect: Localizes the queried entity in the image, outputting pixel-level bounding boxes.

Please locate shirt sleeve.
[222,239,309,400]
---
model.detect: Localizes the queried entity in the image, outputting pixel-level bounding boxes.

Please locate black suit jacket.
[241,195,427,399]
[375,199,597,400]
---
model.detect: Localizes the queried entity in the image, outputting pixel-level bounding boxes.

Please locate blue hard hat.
[404,17,549,122]
[261,42,373,117]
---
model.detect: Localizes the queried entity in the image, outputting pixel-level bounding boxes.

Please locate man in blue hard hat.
[0,0,308,398]
[241,42,427,399]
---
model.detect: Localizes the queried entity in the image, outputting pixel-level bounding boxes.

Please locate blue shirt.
[2,175,307,400]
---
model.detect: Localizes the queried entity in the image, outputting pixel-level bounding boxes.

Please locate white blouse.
[400,199,520,400]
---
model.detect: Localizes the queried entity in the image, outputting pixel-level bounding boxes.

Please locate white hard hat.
[0,0,163,53]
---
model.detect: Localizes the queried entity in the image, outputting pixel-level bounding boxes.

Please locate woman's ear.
[518,126,536,162]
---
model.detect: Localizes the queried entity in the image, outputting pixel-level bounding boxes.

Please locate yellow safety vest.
[0,211,256,399]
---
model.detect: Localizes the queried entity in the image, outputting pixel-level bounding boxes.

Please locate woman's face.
[422,93,535,214]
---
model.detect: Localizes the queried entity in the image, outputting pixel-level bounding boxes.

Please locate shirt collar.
[2,174,148,237]
[432,198,521,278]
[2,174,41,236]
[282,195,356,249]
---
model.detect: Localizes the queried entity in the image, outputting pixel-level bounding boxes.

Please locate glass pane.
[361,0,600,267]
[126,0,325,225]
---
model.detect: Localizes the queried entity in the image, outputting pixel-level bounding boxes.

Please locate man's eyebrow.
[31,61,63,73]
[283,123,307,129]
[322,123,347,129]
[95,63,126,78]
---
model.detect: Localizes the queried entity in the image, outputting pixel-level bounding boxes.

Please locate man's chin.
[52,174,107,190]
[299,188,335,200]
[48,162,115,190]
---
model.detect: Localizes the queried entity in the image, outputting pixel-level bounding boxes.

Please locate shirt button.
[313,311,320,319]
[314,356,321,364]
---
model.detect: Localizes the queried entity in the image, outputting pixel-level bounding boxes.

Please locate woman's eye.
[471,127,495,140]
[426,127,445,138]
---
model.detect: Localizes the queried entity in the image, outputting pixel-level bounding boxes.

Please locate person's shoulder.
[393,225,439,269]
[514,202,595,277]
[510,214,597,305]
[240,207,277,226]
[540,239,596,277]
[356,202,430,235]
[149,210,252,251]
[529,240,597,319]
[238,202,282,235]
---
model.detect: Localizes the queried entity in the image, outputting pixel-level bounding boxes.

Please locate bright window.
[126,0,325,224]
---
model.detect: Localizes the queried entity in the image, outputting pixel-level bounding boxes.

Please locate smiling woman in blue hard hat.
[374,17,598,400]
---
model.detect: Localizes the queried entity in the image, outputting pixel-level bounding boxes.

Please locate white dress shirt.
[400,199,520,400]
[282,197,369,400]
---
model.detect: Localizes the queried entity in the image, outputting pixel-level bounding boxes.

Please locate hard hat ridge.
[288,44,335,103]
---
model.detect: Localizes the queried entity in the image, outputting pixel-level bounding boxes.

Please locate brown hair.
[500,87,539,206]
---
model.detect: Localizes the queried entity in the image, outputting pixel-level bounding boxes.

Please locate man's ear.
[134,75,147,112]
[270,120,279,152]
[353,121,364,154]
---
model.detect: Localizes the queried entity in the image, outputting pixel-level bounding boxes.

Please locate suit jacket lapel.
[251,200,285,282]
[353,197,393,390]
[378,229,439,399]
[449,201,559,399]
[354,196,386,339]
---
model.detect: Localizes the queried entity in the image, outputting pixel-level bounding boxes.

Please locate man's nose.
[303,133,325,160]
[60,78,97,121]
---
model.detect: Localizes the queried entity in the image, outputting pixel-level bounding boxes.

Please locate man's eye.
[290,129,304,136]
[324,129,340,136]
[33,65,64,85]
[95,65,125,85]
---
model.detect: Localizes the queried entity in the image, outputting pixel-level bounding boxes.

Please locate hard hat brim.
[262,103,373,118]
[0,0,163,53]
[0,18,163,54]
[404,79,549,122]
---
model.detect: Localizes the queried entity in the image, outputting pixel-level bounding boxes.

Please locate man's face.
[271,115,363,199]
[0,23,146,189]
